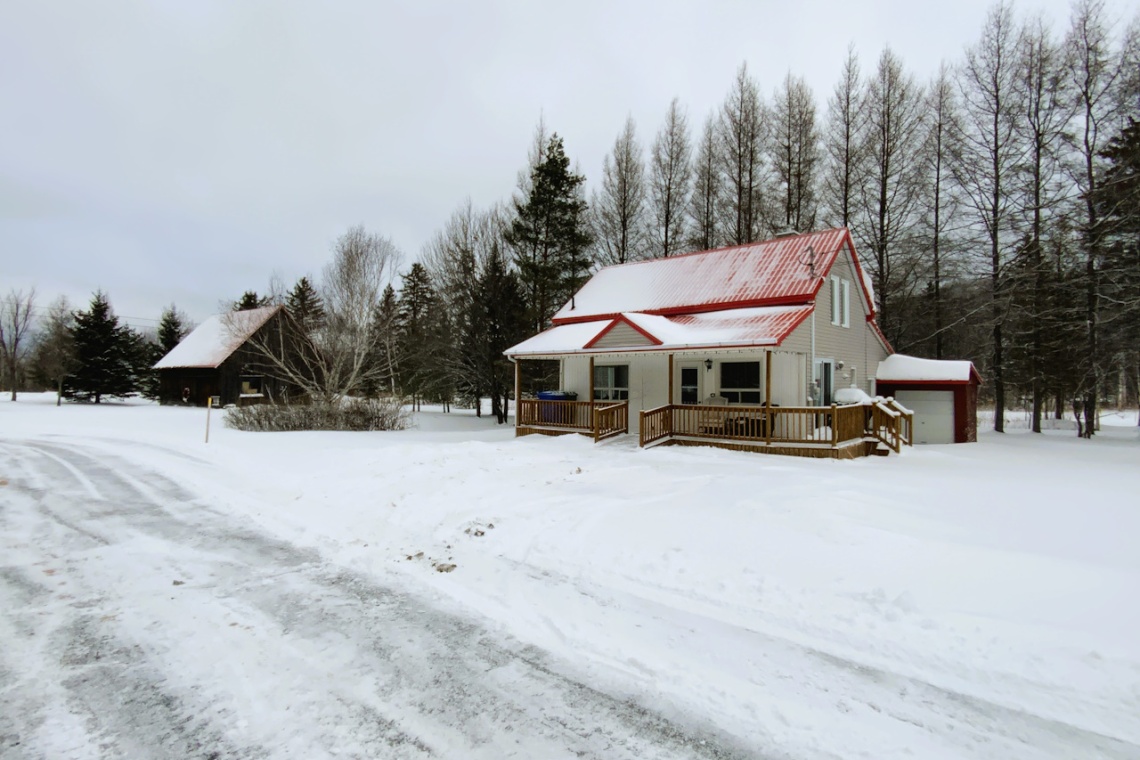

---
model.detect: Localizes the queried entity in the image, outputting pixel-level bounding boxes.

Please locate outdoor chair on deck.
[698,394,729,435]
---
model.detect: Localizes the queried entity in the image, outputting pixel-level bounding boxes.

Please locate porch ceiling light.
[704,358,713,371]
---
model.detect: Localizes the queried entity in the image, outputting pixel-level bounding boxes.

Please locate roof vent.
[774,228,800,238]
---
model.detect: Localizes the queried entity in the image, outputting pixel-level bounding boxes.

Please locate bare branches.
[649,98,693,258]
[0,287,37,401]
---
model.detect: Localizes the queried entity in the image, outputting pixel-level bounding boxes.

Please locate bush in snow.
[224,397,409,432]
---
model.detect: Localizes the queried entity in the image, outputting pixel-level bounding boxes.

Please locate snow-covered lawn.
[3,393,1138,758]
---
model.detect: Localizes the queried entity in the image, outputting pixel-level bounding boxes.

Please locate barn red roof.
[552,228,867,325]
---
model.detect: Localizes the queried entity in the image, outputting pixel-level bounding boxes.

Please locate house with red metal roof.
[505,228,911,457]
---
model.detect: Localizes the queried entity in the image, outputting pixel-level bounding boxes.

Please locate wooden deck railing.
[638,403,877,450]
[870,398,914,452]
[593,402,628,442]
[640,405,673,447]
[517,399,594,430]
[517,398,629,440]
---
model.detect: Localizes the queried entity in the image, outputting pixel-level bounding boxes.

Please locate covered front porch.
[512,350,912,458]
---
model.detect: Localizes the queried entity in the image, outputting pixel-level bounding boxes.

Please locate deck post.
[831,404,839,447]
[514,358,521,436]
[668,353,674,404]
[765,351,773,446]
[588,355,595,436]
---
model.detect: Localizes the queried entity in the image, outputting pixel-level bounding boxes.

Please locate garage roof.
[875,354,980,384]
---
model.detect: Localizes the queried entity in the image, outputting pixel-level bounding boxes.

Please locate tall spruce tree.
[156,304,189,354]
[286,277,325,335]
[506,134,592,333]
[477,246,527,423]
[65,291,138,403]
[395,263,439,409]
[234,291,271,311]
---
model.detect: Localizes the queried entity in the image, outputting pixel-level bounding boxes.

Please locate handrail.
[593,402,628,442]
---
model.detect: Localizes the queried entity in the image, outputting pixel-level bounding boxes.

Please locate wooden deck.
[640,399,912,457]
[516,398,913,458]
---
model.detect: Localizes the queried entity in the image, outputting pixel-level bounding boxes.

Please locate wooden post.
[205,396,212,443]
[668,353,674,404]
[764,351,773,445]
[831,403,839,448]
[513,358,521,436]
[588,356,595,437]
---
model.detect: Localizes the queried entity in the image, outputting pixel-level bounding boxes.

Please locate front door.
[679,365,701,404]
[814,359,834,405]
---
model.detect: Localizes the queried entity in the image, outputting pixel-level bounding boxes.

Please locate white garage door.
[895,390,955,444]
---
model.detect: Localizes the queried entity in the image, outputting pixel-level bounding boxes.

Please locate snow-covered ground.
[2,393,1138,759]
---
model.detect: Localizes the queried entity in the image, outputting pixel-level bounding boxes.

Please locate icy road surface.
[0,439,748,759]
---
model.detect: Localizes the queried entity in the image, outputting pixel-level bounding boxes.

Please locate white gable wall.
[590,322,656,350]
[780,247,889,398]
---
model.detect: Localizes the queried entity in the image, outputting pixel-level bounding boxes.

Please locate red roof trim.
[876,379,976,387]
[582,314,663,348]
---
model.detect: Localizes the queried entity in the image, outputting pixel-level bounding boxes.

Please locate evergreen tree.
[286,276,326,335]
[234,291,271,311]
[65,291,138,403]
[369,283,400,396]
[478,246,527,423]
[395,263,440,408]
[157,304,189,354]
[505,134,592,333]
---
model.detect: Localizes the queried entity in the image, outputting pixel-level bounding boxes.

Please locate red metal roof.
[553,228,863,325]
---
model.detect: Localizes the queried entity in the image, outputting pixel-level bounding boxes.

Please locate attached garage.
[874,355,981,444]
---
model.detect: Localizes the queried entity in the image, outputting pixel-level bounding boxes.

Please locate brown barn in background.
[154,305,286,407]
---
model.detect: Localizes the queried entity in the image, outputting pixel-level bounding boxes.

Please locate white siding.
[781,246,889,397]
[591,322,655,349]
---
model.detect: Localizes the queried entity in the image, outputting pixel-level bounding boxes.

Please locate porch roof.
[506,305,814,357]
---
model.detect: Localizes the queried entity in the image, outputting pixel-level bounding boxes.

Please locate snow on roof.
[875,354,979,383]
[505,305,813,356]
[552,228,852,324]
[154,306,279,369]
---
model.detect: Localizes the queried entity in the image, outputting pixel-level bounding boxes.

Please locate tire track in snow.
[2,440,763,760]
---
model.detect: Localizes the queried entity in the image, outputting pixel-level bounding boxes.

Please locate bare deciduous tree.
[921,63,965,360]
[235,226,402,404]
[687,113,722,252]
[1065,0,1125,437]
[822,44,865,228]
[770,72,821,232]
[718,62,768,245]
[31,295,77,406]
[1017,14,1073,431]
[954,1,1024,432]
[649,98,692,258]
[592,116,648,265]
[853,47,927,348]
[0,287,37,401]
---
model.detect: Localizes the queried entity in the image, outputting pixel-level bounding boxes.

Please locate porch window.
[719,361,761,404]
[593,365,629,401]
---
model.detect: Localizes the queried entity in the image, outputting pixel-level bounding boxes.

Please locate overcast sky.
[0,0,1128,328]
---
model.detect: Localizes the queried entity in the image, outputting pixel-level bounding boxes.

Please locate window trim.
[719,361,762,405]
[593,364,629,401]
[830,276,841,326]
[841,279,851,328]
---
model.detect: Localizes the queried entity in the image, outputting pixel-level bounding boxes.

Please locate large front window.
[593,365,629,401]
[720,361,761,404]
